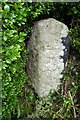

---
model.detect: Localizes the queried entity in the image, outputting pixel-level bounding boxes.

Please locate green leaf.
[29,92,34,101]
[17,104,20,118]
[4,4,10,13]
[3,36,7,41]
[2,62,7,69]
[6,59,11,64]
[72,7,78,14]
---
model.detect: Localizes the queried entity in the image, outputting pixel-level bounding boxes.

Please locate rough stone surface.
[27,18,69,98]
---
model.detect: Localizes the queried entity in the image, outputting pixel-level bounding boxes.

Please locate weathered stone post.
[27,18,69,98]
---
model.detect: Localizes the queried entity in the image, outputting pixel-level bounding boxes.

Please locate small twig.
[68,91,77,119]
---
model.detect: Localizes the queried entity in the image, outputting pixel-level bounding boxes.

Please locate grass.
[15,47,80,120]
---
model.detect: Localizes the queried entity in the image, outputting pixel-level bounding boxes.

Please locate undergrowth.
[16,48,80,120]
[2,2,80,120]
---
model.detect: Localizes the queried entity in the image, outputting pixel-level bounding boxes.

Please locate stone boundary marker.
[27,18,69,98]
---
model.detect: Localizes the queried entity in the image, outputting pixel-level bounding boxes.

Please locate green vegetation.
[2,2,80,120]
[2,3,29,120]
